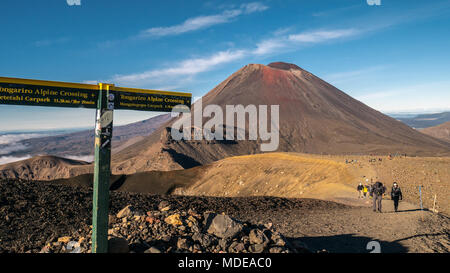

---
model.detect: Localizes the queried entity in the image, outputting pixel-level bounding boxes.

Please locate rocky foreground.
[0,179,324,253]
[40,202,308,254]
[2,179,448,253]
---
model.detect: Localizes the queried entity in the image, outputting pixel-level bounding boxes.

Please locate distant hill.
[420,121,450,143]
[3,114,172,159]
[396,112,450,129]
[0,155,92,180]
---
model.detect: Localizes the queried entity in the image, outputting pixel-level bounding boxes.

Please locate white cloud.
[253,39,286,55]
[0,155,31,165]
[323,65,387,84]
[97,27,361,88]
[241,2,269,13]
[0,133,48,145]
[0,133,51,155]
[141,14,233,37]
[0,154,93,165]
[0,143,28,155]
[288,29,359,43]
[112,50,246,86]
[356,81,450,112]
[253,28,360,56]
[64,155,94,162]
[139,2,268,38]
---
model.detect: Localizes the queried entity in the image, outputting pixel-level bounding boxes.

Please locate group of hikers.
[357,180,403,213]
[345,159,358,164]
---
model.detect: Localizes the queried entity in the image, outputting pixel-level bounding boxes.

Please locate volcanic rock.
[164,214,182,226]
[144,246,162,253]
[205,213,243,239]
[249,229,269,245]
[116,205,133,219]
[158,201,171,211]
[36,203,296,254]
[108,237,129,253]
[249,243,265,253]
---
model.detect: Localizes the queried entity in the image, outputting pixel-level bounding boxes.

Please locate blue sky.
[1,0,450,131]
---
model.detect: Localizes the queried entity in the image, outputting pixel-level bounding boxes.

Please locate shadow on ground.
[389,209,427,213]
[392,233,449,244]
[289,234,408,253]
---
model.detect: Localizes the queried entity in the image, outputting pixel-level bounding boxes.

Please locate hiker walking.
[357,183,364,198]
[365,182,369,198]
[370,181,386,213]
[391,182,403,212]
[363,184,368,198]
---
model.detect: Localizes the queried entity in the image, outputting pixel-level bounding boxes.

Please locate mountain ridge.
[111,62,450,174]
[1,62,449,180]
[420,121,450,143]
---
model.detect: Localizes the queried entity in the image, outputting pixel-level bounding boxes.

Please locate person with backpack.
[370,181,386,213]
[367,179,373,199]
[357,183,364,198]
[391,182,403,212]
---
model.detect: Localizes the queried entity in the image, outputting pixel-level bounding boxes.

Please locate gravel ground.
[0,179,448,253]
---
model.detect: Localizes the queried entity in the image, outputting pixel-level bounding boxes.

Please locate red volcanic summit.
[267,62,304,70]
[110,62,450,173]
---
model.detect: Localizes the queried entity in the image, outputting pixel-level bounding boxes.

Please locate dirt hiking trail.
[250,196,450,253]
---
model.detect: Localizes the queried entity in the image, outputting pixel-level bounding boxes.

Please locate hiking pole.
[419,185,424,221]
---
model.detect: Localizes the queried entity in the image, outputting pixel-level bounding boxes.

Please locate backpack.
[374,182,385,195]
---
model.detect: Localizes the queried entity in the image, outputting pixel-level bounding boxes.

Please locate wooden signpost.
[432,194,438,213]
[0,76,191,253]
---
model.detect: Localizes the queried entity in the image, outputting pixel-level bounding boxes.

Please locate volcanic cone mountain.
[111,62,450,173]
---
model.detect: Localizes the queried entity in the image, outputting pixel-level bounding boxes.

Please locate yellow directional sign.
[112,86,191,112]
[0,76,99,108]
[0,76,192,111]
